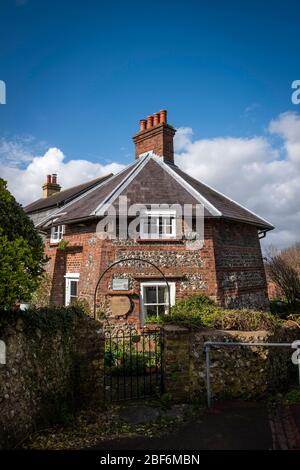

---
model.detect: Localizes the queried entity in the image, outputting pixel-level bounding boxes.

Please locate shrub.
[266,251,300,308]
[30,273,52,308]
[0,178,46,309]
[69,297,91,316]
[146,294,279,331]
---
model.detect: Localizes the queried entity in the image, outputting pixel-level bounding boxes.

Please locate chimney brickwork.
[132,109,176,163]
[42,174,61,198]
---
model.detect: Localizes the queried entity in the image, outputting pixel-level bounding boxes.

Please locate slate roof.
[170,165,273,228]
[29,153,273,231]
[24,173,113,214]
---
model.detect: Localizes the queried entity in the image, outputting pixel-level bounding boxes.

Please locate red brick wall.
[213,220,269,310]
[43,218,269,328]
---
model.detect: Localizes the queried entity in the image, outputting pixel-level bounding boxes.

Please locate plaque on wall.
[110,296,131,316]
[112,278,129,291]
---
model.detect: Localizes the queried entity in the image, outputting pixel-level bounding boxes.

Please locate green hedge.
[146,295,280,331]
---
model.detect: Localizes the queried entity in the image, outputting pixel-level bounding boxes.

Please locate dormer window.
[140,210,176,240]
[50,225,65,244]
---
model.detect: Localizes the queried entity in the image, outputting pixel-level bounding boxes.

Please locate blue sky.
[0,0,300,248]
[0,0,299,161]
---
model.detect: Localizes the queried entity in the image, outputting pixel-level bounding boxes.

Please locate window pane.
[140,213,177,238]
[144,286,157,304]
[145,304,157,317]
[157,304,166,316]
[157,286,166,303]
[158,217,163,235]
[70,280,78,297]
[52,225,64,241]
[149,217,158,235]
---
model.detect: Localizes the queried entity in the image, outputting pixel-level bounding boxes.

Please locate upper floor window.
[140,210,176,240]
[50,225,65,244]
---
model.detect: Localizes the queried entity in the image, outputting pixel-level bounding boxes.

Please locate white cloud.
[174,112,300,250]
[0,145,125,206]
[0,137,34,166]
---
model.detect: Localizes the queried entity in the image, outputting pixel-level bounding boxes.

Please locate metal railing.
[204,341,300,407]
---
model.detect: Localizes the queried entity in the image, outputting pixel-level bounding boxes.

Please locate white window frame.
[50,224,65,244]
[140,210,177,240]
[140,281,176,325]
[64,272,80,306]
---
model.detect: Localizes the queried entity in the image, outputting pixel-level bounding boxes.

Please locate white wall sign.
[112,278,129,291]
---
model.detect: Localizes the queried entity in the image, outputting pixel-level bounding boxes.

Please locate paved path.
[94,401,273,450]
[269,404,300,450]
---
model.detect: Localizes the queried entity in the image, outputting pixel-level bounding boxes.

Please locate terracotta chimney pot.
[147,115,153,128]
[133,109,176,163]
[42,173,61,198]
[159,109,167,124]
[153,112,160,125]
[140,119,147,131]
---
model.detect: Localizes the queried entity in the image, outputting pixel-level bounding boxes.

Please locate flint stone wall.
[162,323,300,402]
[0,313,104,449]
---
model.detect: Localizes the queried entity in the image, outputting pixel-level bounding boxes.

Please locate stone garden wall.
[0,310,104,449]
[163,323,300,402]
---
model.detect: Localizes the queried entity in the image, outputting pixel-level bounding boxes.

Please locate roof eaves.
[191,176,274,229]
[219,214,274,230]
[169,162,274,230]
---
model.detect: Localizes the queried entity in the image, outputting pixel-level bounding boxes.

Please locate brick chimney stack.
[132,109,176,163]
[42,174,61,198]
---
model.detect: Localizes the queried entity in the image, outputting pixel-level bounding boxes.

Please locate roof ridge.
[35,166,135,227]
[52,174,112,196]
[24,173,113,211]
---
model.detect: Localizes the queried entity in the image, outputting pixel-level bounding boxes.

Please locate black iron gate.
[104,328,163,402]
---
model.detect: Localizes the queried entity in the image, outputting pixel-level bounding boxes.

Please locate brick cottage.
[25,110,274,329]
